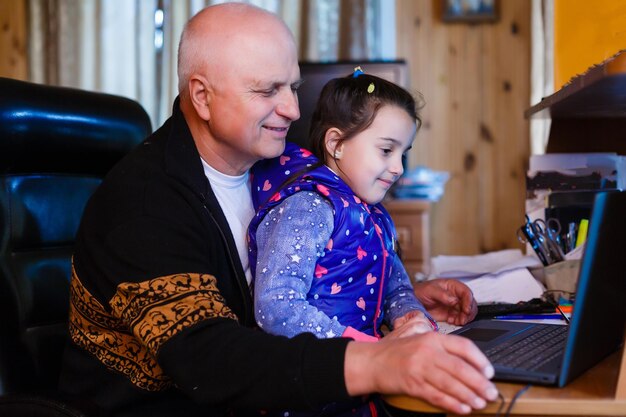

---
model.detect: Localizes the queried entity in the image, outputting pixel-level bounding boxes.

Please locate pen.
[556,304,571,324]
[575,219,589,248]
[566,222,577,253]
[494,314,567,320]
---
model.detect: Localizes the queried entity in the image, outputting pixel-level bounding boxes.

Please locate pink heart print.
[357,246,367,260]
[331,282,341,294]
[316,184,330,196]
[262,180,272,191]
[356,297,366,310]
[326,238,333,251]
[366,273,377,285]
[315,264,328,278]
[279,155,291,165]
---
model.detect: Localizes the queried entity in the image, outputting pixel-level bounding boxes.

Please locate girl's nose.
[390,155,404,177]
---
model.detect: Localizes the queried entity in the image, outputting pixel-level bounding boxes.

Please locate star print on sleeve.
[383,253,432,326]
[253,191,347,339]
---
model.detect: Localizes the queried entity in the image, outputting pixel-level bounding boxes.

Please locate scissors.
[533,218,566,261]
[517,216,565,266]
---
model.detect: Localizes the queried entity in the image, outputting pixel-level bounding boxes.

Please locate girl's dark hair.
[307,72,423,163]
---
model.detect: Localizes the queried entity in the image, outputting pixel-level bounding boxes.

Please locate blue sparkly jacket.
[248,142,400,337]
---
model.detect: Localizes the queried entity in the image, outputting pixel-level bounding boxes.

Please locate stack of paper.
[429,249,545,304]
[527,153,626,192]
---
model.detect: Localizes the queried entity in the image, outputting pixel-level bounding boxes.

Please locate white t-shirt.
[201,159,255,286]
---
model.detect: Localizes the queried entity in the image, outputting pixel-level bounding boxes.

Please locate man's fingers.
[436,350,497,398]
[425,339,498,412]
[401,334,498,414]
[411,382,474,415]
[441,334,495,380]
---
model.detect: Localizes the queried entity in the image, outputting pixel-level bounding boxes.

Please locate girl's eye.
[381,148,392,155]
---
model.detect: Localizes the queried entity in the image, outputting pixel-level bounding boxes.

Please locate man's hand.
[414,278,477,325]
[344,332,498,415]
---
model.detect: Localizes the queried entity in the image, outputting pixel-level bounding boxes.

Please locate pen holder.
[544,259,580,300]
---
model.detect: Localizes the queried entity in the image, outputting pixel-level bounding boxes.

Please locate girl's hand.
[414,278,478,325]
[388,311,435,339]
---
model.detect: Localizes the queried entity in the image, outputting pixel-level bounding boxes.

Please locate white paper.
[430,249,542,279]
[437,322,461,334]
[457,267,546,304]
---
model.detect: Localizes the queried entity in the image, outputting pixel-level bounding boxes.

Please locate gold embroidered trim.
[68,262,238,391]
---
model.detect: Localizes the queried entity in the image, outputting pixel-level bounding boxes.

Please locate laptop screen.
[559,190,626,386]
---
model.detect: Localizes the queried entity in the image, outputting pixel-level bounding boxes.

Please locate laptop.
[452,191,626,386]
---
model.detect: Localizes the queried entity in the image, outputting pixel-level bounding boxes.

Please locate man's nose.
[277,90,300,121]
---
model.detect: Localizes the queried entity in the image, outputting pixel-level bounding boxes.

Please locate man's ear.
[188,75,211,121]
[324,128,344,159]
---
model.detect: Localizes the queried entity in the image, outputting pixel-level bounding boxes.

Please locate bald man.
[59,4,497,417]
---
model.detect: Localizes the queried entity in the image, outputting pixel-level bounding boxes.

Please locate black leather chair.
[0,77,152,415]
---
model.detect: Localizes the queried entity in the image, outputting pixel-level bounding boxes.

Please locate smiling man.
[59,3,497,417]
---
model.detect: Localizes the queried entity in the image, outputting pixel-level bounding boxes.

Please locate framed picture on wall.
[442,0,498,23]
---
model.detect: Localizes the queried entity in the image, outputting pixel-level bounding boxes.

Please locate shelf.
[525,50,626,155]
[526,50,626,119]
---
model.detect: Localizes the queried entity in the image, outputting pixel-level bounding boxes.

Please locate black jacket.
[59,99,351,417]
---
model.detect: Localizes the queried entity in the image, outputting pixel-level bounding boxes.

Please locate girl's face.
[327,105,417,205]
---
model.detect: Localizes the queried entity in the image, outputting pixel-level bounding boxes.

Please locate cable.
[495,384,531,417]
[494,391,506,417]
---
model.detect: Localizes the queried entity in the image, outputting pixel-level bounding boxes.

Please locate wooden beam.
[0,0,28,80]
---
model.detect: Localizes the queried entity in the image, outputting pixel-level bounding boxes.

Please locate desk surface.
[384,348,626,416]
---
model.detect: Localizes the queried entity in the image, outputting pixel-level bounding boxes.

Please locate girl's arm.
[254,191,375,341]
[383,255,436,330]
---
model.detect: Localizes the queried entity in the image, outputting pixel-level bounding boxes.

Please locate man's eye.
[292,80,304,92]
[260,89,277,97]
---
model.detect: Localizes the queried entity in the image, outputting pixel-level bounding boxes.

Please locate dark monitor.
[289,60,409,150]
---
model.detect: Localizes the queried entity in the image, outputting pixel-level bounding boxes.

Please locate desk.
[384,347,626,416]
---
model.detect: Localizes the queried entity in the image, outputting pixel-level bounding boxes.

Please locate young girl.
[248,68,435,348]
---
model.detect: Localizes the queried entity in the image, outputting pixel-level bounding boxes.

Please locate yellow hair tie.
[367,83,375,93]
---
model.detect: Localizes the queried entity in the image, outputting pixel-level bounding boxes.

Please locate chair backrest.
[0,77,152,394]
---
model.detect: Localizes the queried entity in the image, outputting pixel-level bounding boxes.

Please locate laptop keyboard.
[485,325,568,371]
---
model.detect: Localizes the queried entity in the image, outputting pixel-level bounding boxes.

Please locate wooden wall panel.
[0,0,28,80]
[396,0,531,256]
